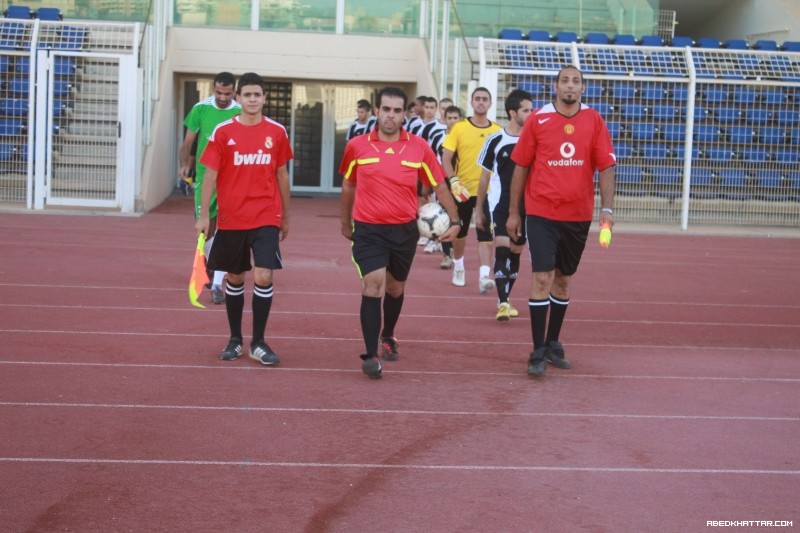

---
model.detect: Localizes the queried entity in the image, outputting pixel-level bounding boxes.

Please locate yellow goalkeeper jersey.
[442,117,501,196]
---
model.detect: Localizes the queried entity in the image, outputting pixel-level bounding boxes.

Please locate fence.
[0,17,140,211]
[478,37,800,228]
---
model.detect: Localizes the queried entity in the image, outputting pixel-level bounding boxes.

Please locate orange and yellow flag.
[188,233,210,308]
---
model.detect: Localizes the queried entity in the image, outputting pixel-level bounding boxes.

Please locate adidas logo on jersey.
[233,150,272,166]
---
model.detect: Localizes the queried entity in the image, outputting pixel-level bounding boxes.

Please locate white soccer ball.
[417,202,450,239]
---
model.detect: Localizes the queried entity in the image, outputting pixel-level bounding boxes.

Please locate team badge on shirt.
[265,137,273,149]
[564,124,575,135]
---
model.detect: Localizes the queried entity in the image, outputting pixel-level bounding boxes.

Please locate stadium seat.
[36,7,62,20]
[760,127,786,145]
[13,56,30,74]
[718,169,750,199]
[55,27,88,49]
[0,142,14,161]
[671,85,689,102]
[713,106,742,124]
[6,77,27,95]
[723,39,749,49]
[619,103,647,120]
[755,170,792,200]
[606,121,623,139]
[771,149,799,163]
[775,110,800,126]
[584,32,609,44]
[613,34,636,45]
[660,123,684,142]
[641,143,669,159]
[732,87,757,105]
[753,39,778,50]
[0,118,24,136]
[639,35,663,46]
[694,125,720,143]
[53,56,77,77]
[504,44,533,68]
[649,51,684,76]
[696,37,722,48]
[498,28,523,40]
[534,47,563,70]
[671,36,694,47]
[672,144,700,160]
[650,104,676,121]
[692,106,711,122]
[4,5,32,18]
[782,41,800,51]
[728,126,755,144]
[609,81,636,100]
[583,84,603,100]
[744,109,770,126]
[629,123,657,141]
[615,142,633,158]
[53,80,72,97]
[527,30,551,42]
[639,85,666,101]
[738,147,768,162]
[616,165,643,193]
[761,89,786,104]
[555,31,578,43]
[701,86,729,103]
[0,55,9,73]
[591,102,614,117]
[704,147,733,161]
[0,21,26,50]
[690,167,716,198]
[651,165,682,186]
[0,98,28,116]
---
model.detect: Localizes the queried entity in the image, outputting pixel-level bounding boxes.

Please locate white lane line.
[1,283,799,309]
[0,457,797,475]
[1,303,799,329]
[1,360,799,382]
[1,401,797,422]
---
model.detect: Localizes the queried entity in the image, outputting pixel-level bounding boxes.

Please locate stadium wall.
[702,0,799,43]
[139,27,437,211]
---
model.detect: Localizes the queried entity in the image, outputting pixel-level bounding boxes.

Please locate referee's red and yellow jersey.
[511,103,615,222]
[339,129,445,224]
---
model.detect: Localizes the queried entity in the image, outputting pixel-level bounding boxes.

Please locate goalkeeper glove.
[449,176,471,203]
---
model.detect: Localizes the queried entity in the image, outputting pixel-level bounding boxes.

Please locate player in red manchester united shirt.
[507,65,616,377]
[195,72,293,367]
[340,86,460,379]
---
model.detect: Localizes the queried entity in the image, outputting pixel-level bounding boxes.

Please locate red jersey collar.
[367,128,410,142]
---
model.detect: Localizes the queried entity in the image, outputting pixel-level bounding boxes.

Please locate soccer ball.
[417,202,450,239]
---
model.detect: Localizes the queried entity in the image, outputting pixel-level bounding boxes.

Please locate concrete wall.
[139,27,435,212]
[700,0,799,42]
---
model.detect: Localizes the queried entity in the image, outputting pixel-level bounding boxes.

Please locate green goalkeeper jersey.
[184,96,242,185]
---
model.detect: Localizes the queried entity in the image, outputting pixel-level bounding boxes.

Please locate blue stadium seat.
[0,142,15,161]
[782,41,800,51]
[53,57,77,77]
[0,98,28,116]
[702,86,729,103]
[639,35,663,46]
[738,147,768,162]
[774,110,800,126]
[498,28,524,40]
[728,126,755,144]
[650,104,676,121]
[53,80,72,97]
[690,167,716,198]
[613,34,636,45]
[56,27,88,50]
[516,78,543,96]
[609,81,636,100]
[651,165,681,186]
[4,5,32,18]
[671,36,694,47]
[671,86,689,102]
[616,165,643,194]
[660,123,684,142]
[672,144,700,160]
[629,123,657,141]
[760,127,786,145]
[0,21,26,50]
[692,106,711,122]
[704,147,733,161]
[36,7,62,20]
[555,31,578,43]
[527,30,551,42]
[6,77,28,95]
[753,39,778,50]
[639,85,666,101]
[713,106,742,124]
[696,37,721,48]
[724,39,749,49]
[620,103,647,120]
[0,55,9,73]
[615,142,633,158]
[504,44,533,68]
[732,87,757,105]
[755,170,791,200]
[771,149,799,163]
[13,56,30,74]
[583,84,603,100]
[584,32,609,44]
[534,47,563,70]
[761,89,786,104]
[606,121,623,139]
[718,169,750,199]
[0,118,24,136]
[641,143,669,159]
[744,108,770,126]
[591,102,614,117]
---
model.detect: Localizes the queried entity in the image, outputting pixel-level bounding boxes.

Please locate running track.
[1,194,798,532]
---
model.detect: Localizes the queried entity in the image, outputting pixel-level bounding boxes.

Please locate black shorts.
[456,196,492,241]
[207,226,283,274]
[351,220,417,281]
[484,197,526,245]
[526,216,590,275]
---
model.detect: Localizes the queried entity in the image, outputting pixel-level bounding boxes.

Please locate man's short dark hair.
[357,99,371,111]
[440,97,453,106]
[214,71,236,87]
[505,89,533,118]
[444,105,463,118]
[416,95,427,103]
[237,72,264,94]
[378,86,408,109]
[425,96,438,105]
[471,86,492,101]
[555,65,585,83]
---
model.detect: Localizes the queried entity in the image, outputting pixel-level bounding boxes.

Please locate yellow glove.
[449,176,471,203]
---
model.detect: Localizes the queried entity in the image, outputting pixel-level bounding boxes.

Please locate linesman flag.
[189,233,210,308]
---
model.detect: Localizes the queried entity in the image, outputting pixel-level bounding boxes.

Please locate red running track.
[1,194,798,532]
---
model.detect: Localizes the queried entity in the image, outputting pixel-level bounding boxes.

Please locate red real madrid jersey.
[511,103,615,221]
[201,116,293,230]
[339,129,446,224]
